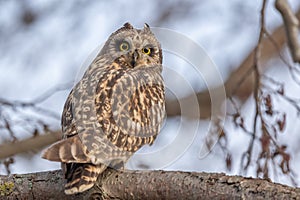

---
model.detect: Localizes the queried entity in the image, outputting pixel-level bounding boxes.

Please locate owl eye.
[142,47,151,55]
[119,41,130,51]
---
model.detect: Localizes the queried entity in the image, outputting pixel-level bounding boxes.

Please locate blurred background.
[0,0,300,188]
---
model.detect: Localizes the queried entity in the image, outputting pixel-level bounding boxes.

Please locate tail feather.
[64,163,107,195]
[41,135,90,163]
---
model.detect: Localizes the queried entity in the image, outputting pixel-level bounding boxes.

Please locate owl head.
[100,22,162,69]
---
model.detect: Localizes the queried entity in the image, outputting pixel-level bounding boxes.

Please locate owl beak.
[130,50,139,67]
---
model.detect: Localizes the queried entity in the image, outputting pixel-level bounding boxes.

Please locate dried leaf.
[3,157,14,175]
[260,125,271,152]
[33,129,39,137]
[277,113,286,132]
[226,154,232,171]
[277,86,284,95]
[264,94,273,116]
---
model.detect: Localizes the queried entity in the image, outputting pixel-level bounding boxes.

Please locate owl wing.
[42,89,89,163]
[42,87,107,194]
[61,89,77,137]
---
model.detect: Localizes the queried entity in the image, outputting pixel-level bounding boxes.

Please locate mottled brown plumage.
[42,23,165,194]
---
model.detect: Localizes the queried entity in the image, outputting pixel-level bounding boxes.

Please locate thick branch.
[166,8,300,119]
[276,0,300,63]
[0,169,299,199]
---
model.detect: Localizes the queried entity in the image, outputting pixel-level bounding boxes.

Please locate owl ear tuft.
[123,22,133,29]
[144,23,150,31]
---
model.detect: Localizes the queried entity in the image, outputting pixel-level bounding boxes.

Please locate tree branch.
[276,0,300,63]
[166,8,300,119]
[0,131,61,159]
[1,8,299,159]
[0,169,299,199]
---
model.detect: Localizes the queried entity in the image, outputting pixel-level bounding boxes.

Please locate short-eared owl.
[42,23,165,194]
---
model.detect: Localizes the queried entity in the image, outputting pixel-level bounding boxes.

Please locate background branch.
[166,8,300,119]
[1,8,299,159]
[0,131,61,159]
[276,0,300,63]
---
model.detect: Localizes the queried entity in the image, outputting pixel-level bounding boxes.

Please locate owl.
[42,22,165,195]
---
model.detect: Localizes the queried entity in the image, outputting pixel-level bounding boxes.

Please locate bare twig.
[264,31,300,85]
[241,0,268,172]
[30,82,73,104]
[0,82,71,160]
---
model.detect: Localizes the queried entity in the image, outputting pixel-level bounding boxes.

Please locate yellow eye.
[142,47,151,55]
[119,42,130,51]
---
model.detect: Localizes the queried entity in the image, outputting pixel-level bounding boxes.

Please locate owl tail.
[41,135,90,163]
[41,135,107,194]
[64,163,107,195]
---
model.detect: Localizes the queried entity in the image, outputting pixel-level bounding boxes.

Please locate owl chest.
[95,74,162,128]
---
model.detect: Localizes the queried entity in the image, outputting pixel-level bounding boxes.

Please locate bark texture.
[0,169,299,199]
